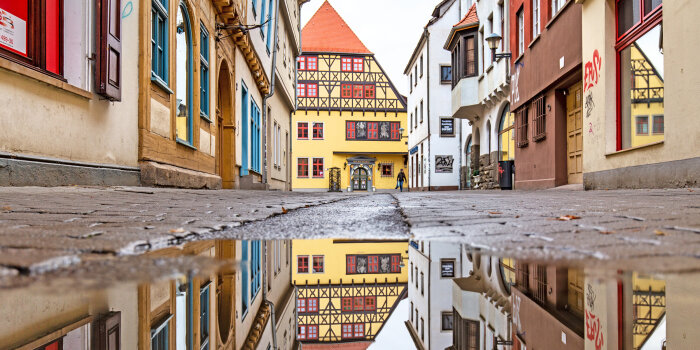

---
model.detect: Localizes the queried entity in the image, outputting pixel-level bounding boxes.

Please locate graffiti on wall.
[511,62,524,104]
[584,50,602,92]
[122,1,133,19]
[585,283,604,350]
[585,91,595,119]
[435,155,454,173]
[513,294,522,332]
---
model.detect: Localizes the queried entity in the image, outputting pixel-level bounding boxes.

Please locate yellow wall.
[292,239,408,285]
[629,45,664,148]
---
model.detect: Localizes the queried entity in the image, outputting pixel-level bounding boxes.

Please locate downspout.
[262,241,278,350]
[425,29,432,191]
[262,0,281,185]
[290,3,302,192]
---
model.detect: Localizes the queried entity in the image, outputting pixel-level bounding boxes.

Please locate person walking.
[395,169,407,192]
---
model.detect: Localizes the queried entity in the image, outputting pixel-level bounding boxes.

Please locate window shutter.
[94,311,121,350]
[96,0,122,101]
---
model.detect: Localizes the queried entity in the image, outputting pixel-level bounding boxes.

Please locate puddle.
[0,238,693,349]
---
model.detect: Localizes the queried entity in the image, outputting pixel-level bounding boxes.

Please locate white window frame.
[532,0,540,38]
[518,9,525,56]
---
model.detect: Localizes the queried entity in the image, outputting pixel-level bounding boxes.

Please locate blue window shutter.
[200,24,209,117]
[266,0,273,51]
[242,240,249,315]
[241,83,249,175]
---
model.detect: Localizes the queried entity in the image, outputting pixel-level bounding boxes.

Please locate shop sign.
[409,146,418,155]
[435,155,454,173]
[440,118,454,136]
[0,3,28,56]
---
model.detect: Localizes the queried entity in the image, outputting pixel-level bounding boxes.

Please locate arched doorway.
[465,135,472,188]
[217,60,235,188]
[498,103,514,162]
[352,167,369,191]
[215,240,235,346]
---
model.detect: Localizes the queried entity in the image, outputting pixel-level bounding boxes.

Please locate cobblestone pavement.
[1,186,699,288]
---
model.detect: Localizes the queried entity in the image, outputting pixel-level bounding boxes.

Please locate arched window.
[465,136,472,187]
[498,104,515,161]
[176,2,194,145]
[499,258,516,294]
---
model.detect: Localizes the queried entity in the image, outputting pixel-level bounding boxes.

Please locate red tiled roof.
[454,3,478,27]
[301,1,372,54]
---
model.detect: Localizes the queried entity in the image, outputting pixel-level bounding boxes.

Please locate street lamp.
[484,33,512,62]
[399,127,408,139]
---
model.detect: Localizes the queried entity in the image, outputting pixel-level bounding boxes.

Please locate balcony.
[478,57,510,106]
[451,75,481,121]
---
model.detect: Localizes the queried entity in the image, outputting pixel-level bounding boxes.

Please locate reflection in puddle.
[0,238,695,349]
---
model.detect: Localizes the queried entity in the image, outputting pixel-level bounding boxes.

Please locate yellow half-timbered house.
[292,1,408,192]
[292,239,408,344]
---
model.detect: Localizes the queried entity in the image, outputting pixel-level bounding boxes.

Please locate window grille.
[533,265,548,305]
[516,106,529,147]
[532,95,546,141]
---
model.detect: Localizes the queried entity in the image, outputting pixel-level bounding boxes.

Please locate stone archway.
[215,240,235,346]
[347,156,376,192]
[217,60,236,189]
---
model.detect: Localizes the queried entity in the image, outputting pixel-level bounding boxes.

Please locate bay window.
[449,31,478,87]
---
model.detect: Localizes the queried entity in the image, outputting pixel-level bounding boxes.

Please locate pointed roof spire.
[302,1,372,54]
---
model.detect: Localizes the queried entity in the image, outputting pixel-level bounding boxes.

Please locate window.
[365,296,376,311]
[409,262,413,283]
[415,310,419,330]
[420,101,424,123]
[533,264,548,305]
[346,255,356,273]
[532,0,540,38]
[341,84,352,98]
[381,164,393,177]
[0,2,58,75]
[567,269,585,316]
[354,323,364,338]
[297,56,305,70]
[652,115,664,134]
[151,0,169,86]
[200,24,210,118]
[498,105,515,161]
[264,0,273,51]
[453,314,480,350]
[391,122,400,140]
[251,240,261,296]
[414,65,418,86]
[414,267,418,287]
[297,298,307,313]
[250,102,262,173]
[367,122,378,140]
[260,0,266,40]
[242,240,249,315]
[175,4,194,145]
[151,316,170,350]
[312,122,323,139]
[307,298,318,312]
[297,325,306,340]
[297,255,309,273]
[420,55,424,76]
[442,312,454,331]
[421,272,424,294]
[306,56,317,70]
[551,0,566,17]
[342,297,353,311]
[353,84,364,98]
[410,73,413,92]
[500,4,505,50]
[297,122,308,139]
[341,57,352,71]
[353,57,363,72]
[516,106,529,147]
[241,83,250,174]
[500,258,516,293]
[297,158,308,177]
[421,318,424,340]
[312,158,324,177]
[441,260,455,278]
[532,95,546,141]
[312,255,324,272]
[635,116,649,135]
[354,297,364,311]
[307,325,318,340]
[414,107,418,128]
[517,8,524,56]
[346,121,356,139]
[341,324,353,338]
[252,0,258,17]
[440,66,452,83]
[367,255,378,273]
[364,85,375,99]
[410,302,414,322]
[617,1,663,150]
[390,254,401,272]
[306,83,317,97]
[409,113,413,130]
[297,83,306,97]
[200,284,210,350]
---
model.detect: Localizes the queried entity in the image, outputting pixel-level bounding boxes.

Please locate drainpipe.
[290,3,302,192]
[425,29,432,191]
[262,241,279,350]
[262,0,281,185]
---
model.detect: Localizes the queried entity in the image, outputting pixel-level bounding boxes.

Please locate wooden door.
[566,82,583,184]
[353,168,368,191]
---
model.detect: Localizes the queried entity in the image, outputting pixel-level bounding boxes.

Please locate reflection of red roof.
[454,3,478,27]
[302,1,371,54]
[303,342,372,350]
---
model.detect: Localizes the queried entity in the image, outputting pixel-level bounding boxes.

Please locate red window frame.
[342,297,353,312]
[297,298,307,313]
[307,325,318,340]
[381,164,392,176]
[341,57,352,71]
[367,255,379,273]
[354,296,364,311]
[341,324,353,338]
[341,84,352,98]
[297,325,307,340]
[312,158,324,178]
[390,122,400,140]
[306,56,317,70]
[615,0,662,150]
[297,158,309,177]
[365,296,376,311]
[297,83,306,97]
[367,122,378,140]
[306,83,318,97]
[353,58,364,72]
[353,85,364,98]
[346,255,356,273]
[390,255,401,272]
[312,255,324,272]
[297,122,309,139]
[346,121,356,139]
[307,298,318,312]
[353,323,364,338]
[297,255,309,273]
[297,56,306,70]
[364,85,375,99]
[312,122,323,139]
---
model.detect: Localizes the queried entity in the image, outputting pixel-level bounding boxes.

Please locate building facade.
[405,0,462,192]
[580,0,698,189]
[292,239,408,344]
[291,1,408,192]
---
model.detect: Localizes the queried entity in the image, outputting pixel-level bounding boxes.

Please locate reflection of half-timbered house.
[292,239,408,344]
[292,1,408,192]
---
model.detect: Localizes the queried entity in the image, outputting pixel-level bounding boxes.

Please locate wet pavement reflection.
[0,238,692,350]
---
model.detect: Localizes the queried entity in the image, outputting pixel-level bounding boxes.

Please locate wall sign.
[440,118,454,136]
[409,146,418,155]
[440,260,455,277]
[435,155,454,173]
[0,2,28,56]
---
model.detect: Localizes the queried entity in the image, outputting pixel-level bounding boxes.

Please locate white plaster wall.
[247,0,275,81]
[428,241,462,350]
[235,47,265,169]
[0,1,140,167]
[408,240,431,346]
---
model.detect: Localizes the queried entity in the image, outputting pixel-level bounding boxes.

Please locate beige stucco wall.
[235,46,265,169]
[581,0,700,174]
[0,2,140,167]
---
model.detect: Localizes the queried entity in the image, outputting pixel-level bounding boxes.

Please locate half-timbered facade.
[292,1,408,192]
[292,239,408,344]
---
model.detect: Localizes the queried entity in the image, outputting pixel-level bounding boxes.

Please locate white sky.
[368,298,417,350]
[301,0,445,96]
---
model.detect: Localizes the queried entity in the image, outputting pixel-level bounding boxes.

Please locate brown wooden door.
[566,82,583,184]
